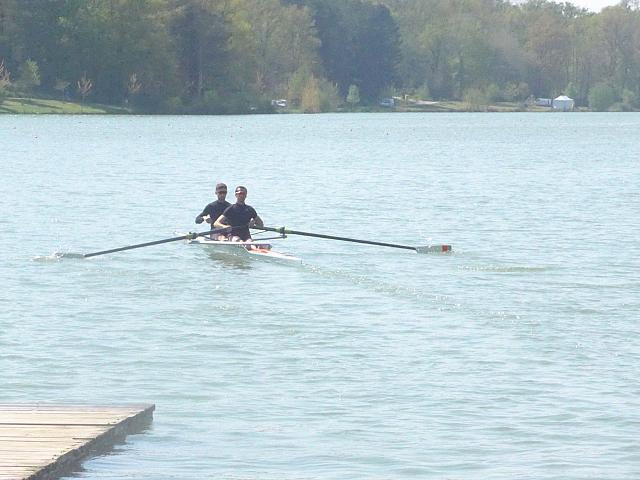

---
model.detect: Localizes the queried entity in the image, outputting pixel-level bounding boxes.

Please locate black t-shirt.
[223,203,258,240]
[196,200,230,227]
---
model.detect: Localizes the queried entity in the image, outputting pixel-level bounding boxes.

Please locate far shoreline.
[0,95,620,115]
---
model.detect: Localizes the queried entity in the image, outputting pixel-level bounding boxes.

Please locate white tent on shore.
[553,95,574,111]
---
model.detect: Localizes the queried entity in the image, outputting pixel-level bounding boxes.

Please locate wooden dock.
[0,404,154,480]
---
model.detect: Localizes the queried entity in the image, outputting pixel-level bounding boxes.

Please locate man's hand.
[195,215,204,224]
[252,215,264,228]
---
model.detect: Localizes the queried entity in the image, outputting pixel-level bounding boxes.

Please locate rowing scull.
[189,236,301,262]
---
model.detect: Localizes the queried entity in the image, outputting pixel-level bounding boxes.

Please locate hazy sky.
[566,0,621,11]
[513,1,624,12]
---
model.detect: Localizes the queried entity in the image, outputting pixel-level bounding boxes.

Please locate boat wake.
[301,262,460,310]
[460,264,551,273]
[32,251,70,262]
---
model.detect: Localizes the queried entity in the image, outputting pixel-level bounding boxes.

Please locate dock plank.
[0,404,154,480]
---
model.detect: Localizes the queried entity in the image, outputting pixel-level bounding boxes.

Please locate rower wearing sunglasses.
[214,185,264,241]
[195,183,231,240]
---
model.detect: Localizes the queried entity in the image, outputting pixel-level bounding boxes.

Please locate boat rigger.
[54,225,451,260]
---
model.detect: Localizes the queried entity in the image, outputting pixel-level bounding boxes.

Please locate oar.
[59,227,232,259]
[252,226,451,254]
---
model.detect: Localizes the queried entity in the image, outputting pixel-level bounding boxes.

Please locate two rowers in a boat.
[195,183,264,241]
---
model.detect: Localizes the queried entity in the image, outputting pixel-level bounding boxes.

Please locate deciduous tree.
[16,58,40,92]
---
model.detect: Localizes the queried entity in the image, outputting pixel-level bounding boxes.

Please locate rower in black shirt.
[195,183,231,239]
[214,185,264,241]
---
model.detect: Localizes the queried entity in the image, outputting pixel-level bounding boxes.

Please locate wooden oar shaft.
[255,226,417,252]
[81,227,231,258]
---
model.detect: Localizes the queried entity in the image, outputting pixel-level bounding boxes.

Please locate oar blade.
[415,244,452,254]
[55,252,86,259]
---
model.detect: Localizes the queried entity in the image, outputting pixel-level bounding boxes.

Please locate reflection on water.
[206,250,253,270]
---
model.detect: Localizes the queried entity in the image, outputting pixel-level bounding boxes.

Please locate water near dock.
[0,404,153,480]
[1,113,639,479]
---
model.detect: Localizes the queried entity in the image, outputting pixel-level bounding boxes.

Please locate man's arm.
[249,214,264,228]
[195,205,210,224]
[214,214,229,230]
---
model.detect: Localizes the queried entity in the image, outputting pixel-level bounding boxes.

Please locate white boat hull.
[189,237,300,262]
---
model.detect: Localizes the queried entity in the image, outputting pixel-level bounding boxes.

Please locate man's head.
[216,183,227,199]
[235,185,247,203]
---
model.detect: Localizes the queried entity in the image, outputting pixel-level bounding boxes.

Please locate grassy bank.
[290,100,576,114]
[359,100,562,113]
[1,94,580,115]
[0,96,129,114]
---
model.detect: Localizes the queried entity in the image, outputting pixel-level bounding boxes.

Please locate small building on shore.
[553,95,574,111]
[535,97,552,107]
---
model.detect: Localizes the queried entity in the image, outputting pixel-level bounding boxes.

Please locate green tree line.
[1,0,639,112]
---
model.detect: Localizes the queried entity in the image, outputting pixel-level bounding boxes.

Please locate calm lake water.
[1,113,639,479]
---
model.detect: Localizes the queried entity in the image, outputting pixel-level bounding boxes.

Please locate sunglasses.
[216,190,227,194]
